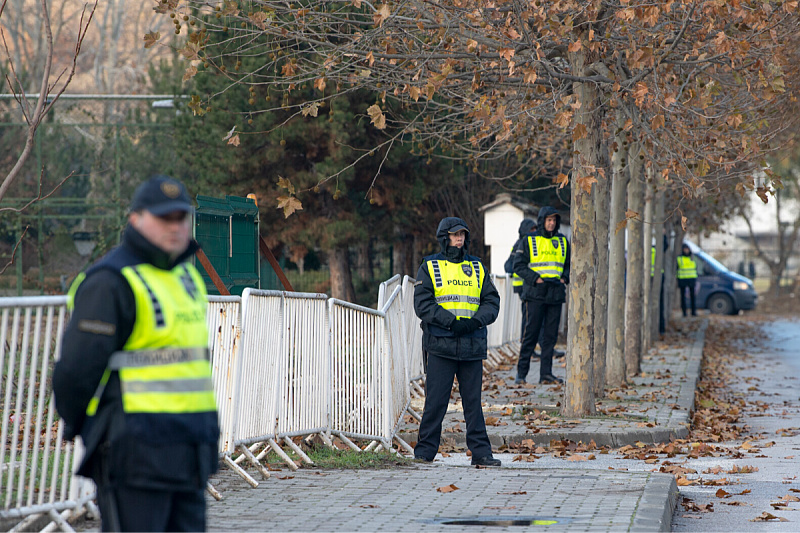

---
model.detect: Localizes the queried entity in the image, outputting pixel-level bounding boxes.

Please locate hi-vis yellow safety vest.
[426,258,484,319]
[527,235,566,279]
[676,256,698,280]
[72,262,216,427]
[511,246,523,288]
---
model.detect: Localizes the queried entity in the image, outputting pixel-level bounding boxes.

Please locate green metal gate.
[194,195,260,295]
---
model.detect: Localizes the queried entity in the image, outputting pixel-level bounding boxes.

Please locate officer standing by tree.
[505,218,566,359]
[413,217,501,466]
[512,207,570,385]
[677,242,698,317]
[53,176,219,532]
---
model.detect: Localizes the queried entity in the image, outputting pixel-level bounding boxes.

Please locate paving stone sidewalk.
[203,320,706,532]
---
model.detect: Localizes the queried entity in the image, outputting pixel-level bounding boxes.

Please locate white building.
[479,193,571,274]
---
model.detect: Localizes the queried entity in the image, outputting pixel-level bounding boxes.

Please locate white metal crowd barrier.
[3,272,527,527]
[401,276,425,395]
[328,288,413,454]
[206,296,241,458]
[0,297,95,529]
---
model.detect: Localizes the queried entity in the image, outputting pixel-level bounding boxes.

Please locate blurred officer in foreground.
[54,175,219,532]
[413,217,501,466]
[512,207,570,385]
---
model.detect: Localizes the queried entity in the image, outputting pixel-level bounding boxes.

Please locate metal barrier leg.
[319,432,335,449]
[332,432,362,452]
[406,405,422,422]
[206,482,223,501]
[363,440,380,452]
[393,435,415,455]
[239,444,271,479]
[223,455,259,488]
[283,437,314,466]
[411,381,426,397]
[267,438,299,471]
[47,508,76,533]
[233,442,264,465]
[255,442,272,461]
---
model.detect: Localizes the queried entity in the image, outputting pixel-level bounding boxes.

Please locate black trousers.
[678,278,697,316]
[518,299,562,380]
[518,298,545,350]
[96,482,206,532]
[415,354,492,461]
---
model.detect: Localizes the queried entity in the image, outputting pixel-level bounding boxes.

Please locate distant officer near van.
[53,176,219,532]
[413,217,501,466]
[677,243,698,317]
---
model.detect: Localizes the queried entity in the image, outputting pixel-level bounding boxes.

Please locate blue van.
[684,241,758,315]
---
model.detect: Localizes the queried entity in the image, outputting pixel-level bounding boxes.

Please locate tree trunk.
[355,241,372,283]
[624,143,645,378]
[392,228,414,277]
[667,224,685,324]
[606,117,628,388]
[592,149,610,398]
[562,47,599,417]
[649,184,666,340]
[329,246,356,301]
[641,169,655,352]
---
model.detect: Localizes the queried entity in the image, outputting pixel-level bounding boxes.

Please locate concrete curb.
[631,473,680,532]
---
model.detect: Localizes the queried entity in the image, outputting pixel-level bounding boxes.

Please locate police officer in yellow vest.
[505,219,537,296]
[512,206,570,385]
[54,176,219,532]
[413,217,501,466]
[677,243,698,317]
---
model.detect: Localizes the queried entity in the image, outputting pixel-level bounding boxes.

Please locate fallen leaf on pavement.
[728,465,758,474]
[716,489,731,498]
[497,491,527,495]
[437,484,459,493]
[751,512,788,522]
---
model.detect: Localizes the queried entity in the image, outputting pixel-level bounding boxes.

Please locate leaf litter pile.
[657,317,799,522]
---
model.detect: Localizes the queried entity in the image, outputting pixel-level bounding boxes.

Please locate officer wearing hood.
[512,206,570,385]
[505,218,538,295]
[413,217,501,466]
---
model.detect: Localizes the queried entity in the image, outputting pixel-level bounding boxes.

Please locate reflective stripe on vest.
[677,256,697,279]
[427,259,484,319]
[527,235,566,279]
[651,247,655,277]
[510,246,523,287]
[84,262,214,417]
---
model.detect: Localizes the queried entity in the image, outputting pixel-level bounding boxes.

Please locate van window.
[695,256,712,276]
[695,251,727,274]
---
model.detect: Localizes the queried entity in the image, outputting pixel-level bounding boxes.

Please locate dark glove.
[451,318,480,336]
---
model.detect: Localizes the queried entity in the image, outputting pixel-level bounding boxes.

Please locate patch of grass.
[307,447,414,469]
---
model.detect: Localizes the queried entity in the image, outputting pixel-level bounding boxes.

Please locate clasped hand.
[450,318,480,336]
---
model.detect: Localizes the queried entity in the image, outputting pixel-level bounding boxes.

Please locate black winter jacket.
[504,218,537,294]
[414,217,500,360]
[53,225,218,489]
[512,206,571,303]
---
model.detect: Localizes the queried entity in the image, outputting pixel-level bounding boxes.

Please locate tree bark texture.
[649,184,666,340]
[592,152,610,398]
[329,246,356,302]
[562,48,598,417]
[641,170,655,352]
[624,143,645,377]
[606,118,628,387]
